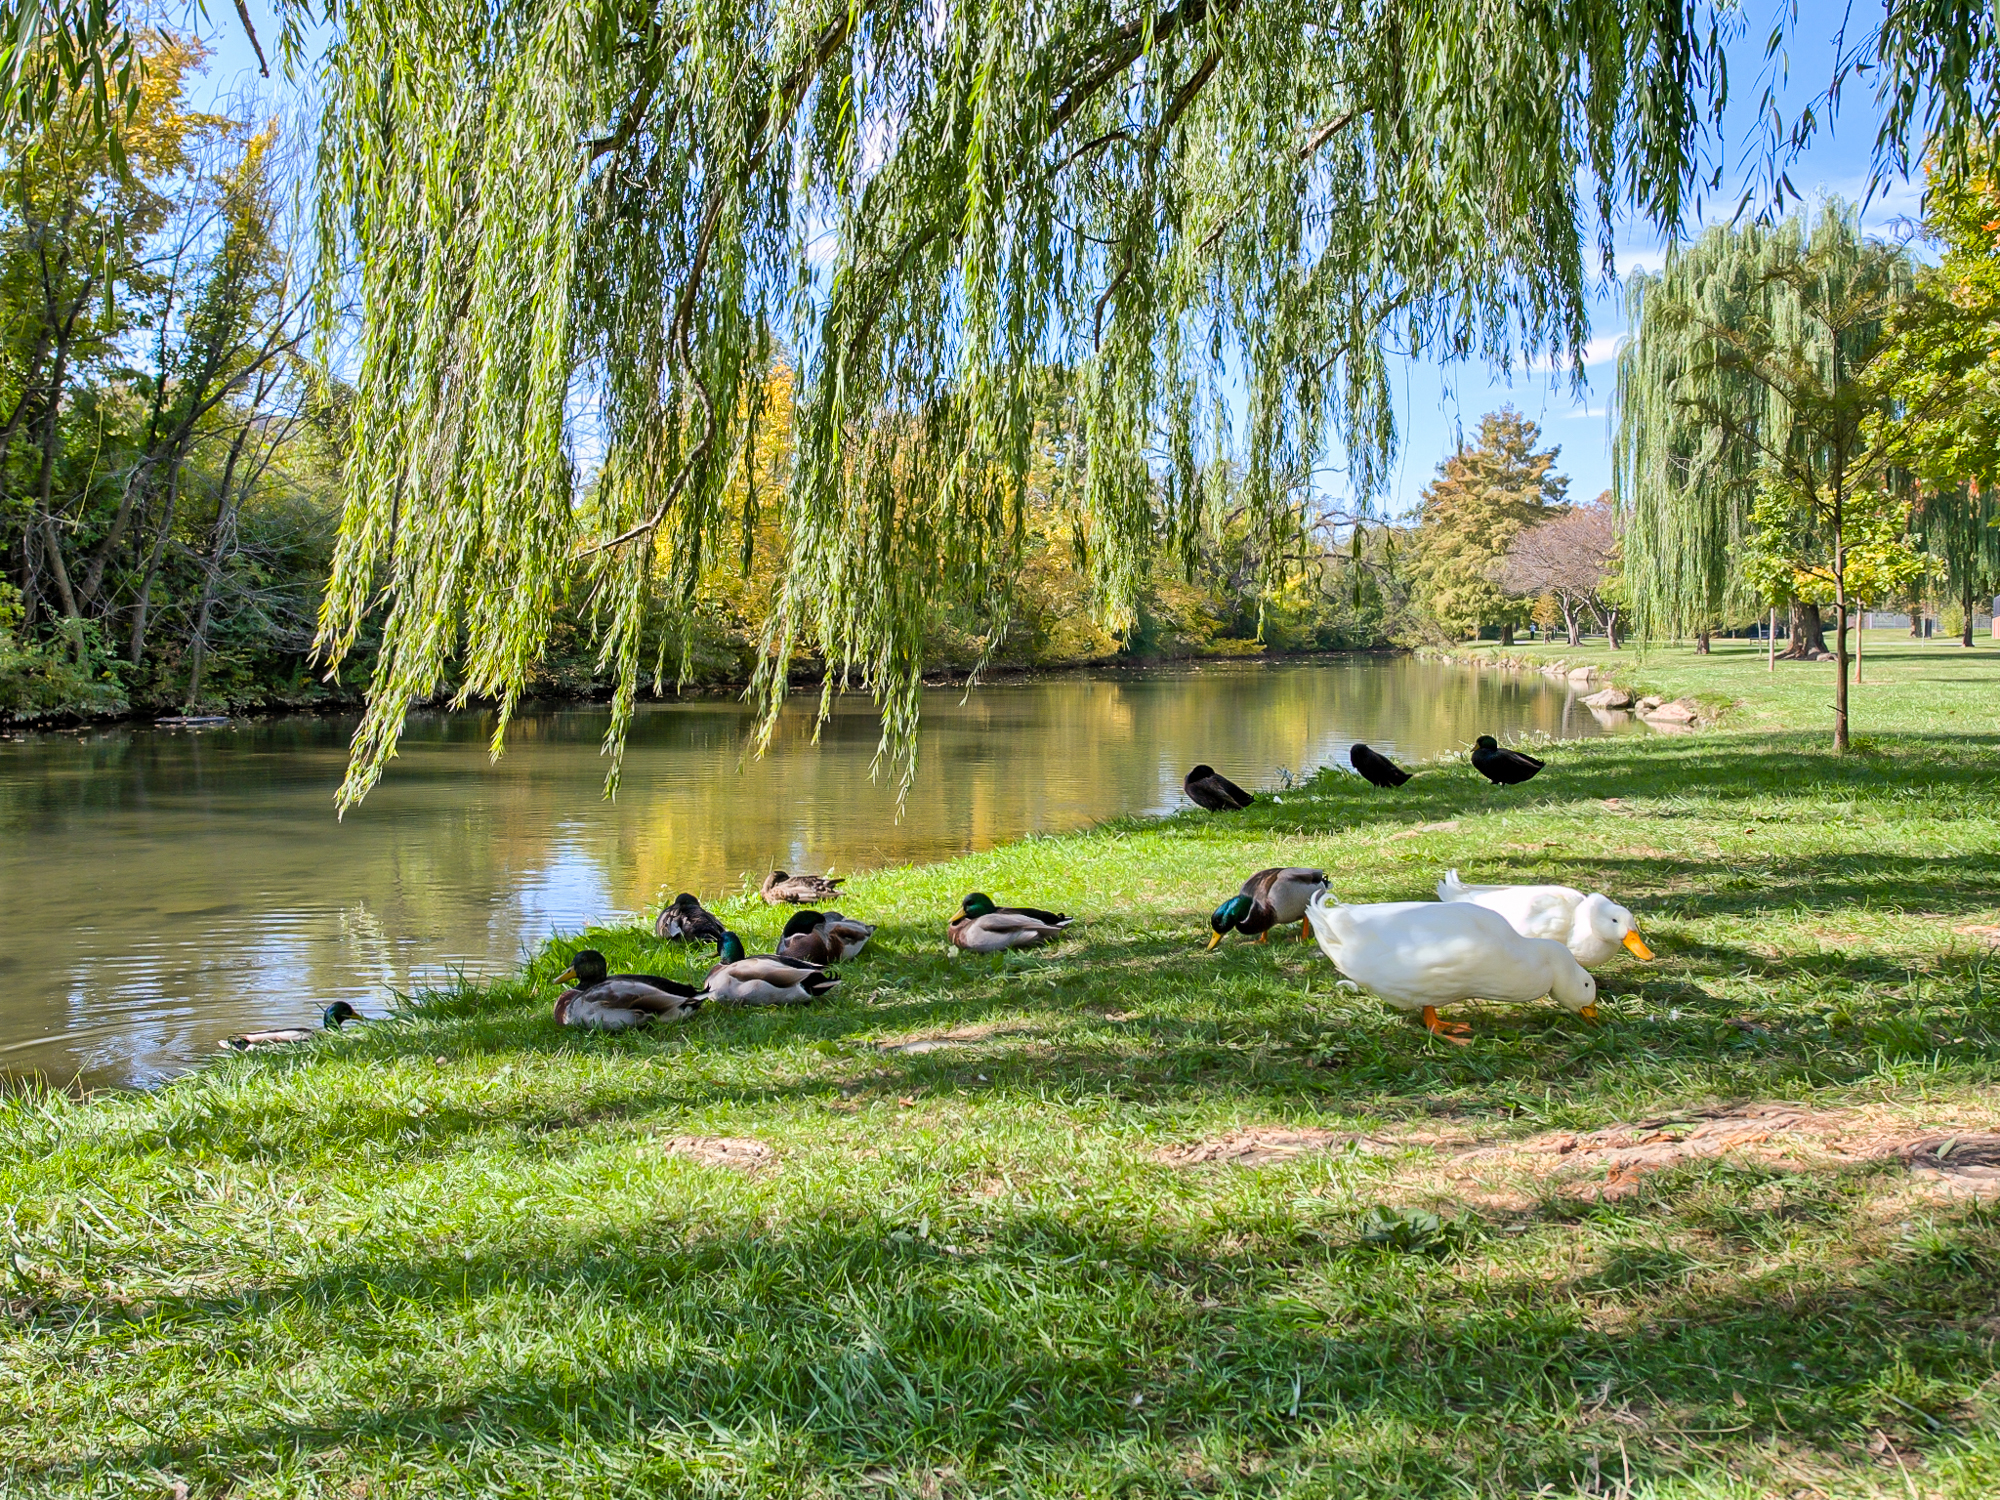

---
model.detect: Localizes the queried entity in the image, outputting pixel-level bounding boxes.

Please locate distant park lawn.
[5,648,2000,1497]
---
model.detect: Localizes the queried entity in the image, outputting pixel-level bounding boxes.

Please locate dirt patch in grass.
[1157,1127,1366,1167]
[875,1024,1038,1055]
[1899,1134,2000,1197]
[653,1136,776,1170]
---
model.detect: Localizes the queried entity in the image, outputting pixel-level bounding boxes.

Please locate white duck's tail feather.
[1436,868,1466,901]
[1304,889,1347,962]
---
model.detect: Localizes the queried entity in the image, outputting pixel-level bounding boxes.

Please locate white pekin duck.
[1435,870,1654,968]
[1304,891,1598,1043]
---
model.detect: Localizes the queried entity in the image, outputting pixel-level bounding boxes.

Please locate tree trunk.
[1964,581,1977,647]
[1694,627,1711,655]
[1563,599,1581,647]
[127,458,185,665]
[1780,601,1827,659]
[1832,547,1850,752]
[183,419,258,707]
[1499,622,1514,646]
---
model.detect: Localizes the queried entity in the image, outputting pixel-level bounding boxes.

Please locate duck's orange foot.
[1421,1006,1474,1044]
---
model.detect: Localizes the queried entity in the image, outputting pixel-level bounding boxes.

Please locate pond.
[0,656,1628,1087]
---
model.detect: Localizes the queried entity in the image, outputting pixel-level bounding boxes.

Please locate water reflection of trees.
[0,660,1621,1083]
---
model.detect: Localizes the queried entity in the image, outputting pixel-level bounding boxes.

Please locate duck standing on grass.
[1436,870,1654,967]
[762,870,844,904]
[1303,891,1597,1044]
[1470,735,1545,786]
[220,1001,362,1050]
[655,892,727,943]
[705,932,841,1004]
[1184,764,1255,810]
[1207,867,1329,947]
[552,950,703,1031]
[1349,743,1412,788]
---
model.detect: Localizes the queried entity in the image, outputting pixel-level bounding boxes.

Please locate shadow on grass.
[16,1180,1999,1494]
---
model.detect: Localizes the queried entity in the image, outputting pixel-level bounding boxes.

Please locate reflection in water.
[0,657,1623,1086]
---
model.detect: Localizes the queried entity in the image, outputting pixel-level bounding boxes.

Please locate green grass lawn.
[6,657,2000,1497]
[1446,631,2000,740]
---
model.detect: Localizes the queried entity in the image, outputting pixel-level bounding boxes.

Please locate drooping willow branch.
[309,0,1739,810]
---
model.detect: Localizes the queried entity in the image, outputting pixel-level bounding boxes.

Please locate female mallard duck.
[1470,735,1544,786]
[706,932,841,1004]
[1183,763,1255,810]
[220,1001,361,1050]
[655,892,727,943]
[1436,870,1654,968]
[1304,891,1597,1043]
[960,892,1071,926]
[553,949,703,1031]
[949,903,1069,952]
[762,870,845,905]
[1207,867,1328,947]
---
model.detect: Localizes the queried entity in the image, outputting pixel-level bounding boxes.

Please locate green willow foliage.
[1614,206,1916,642]
[296,0,1741,806]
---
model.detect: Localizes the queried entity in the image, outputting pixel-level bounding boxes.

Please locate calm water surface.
[1,657,1627,1087]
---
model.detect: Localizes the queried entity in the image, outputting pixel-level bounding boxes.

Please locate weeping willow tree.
[267,0,2000,806]
[1616,205,1923,752]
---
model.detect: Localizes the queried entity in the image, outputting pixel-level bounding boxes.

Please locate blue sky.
[190,2,1916,519]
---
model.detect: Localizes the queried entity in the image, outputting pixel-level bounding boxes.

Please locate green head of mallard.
[320,1001,361,1029]
[558,949,610,987]
[716,931,747,963]
[1208,894,1255,949]
[960,892,998,919]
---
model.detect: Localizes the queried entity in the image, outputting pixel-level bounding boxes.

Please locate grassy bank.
[6,661,2000,1497]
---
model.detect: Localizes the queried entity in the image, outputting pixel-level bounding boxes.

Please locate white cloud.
[1525,334,1625,372]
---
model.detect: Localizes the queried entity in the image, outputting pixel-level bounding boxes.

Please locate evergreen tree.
[1409,409,1567,643]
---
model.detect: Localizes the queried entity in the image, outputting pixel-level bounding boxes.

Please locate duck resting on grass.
[1349,743,1412,788]
[220,1001,362,1050]
[960,892,1070,926]
[655,892,727,943]
[1303,890,1598,1044]
[706,931,841,1004]
[1208,867,1329,947]
[553,949,703,1031]
[949,896,1070,952]
[776,910,840,966]
[1436,870,1655,967]
[1184,764,1255,810]
[762,870,844,904]
[815,911,877,959]
[1470,735,1545,786]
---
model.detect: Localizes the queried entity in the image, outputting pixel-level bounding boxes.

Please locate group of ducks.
[547,882,1081,1033]
[1208,865,1650,1042]
[224,734,1585,1049]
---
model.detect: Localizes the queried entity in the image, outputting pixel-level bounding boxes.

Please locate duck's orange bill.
[1579,1003,1600,1020]
[556,966,575,983]
[1205,932,1223,950]
[1622,930,1655,960]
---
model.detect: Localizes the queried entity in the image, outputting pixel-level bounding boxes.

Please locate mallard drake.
[553,949,703,1031]
[706,931,841,1003]
[762,870,845,904]
[1470,735,1544,786]
[1184,764,1254,810]
[1208,867,1329,947]
[1304,891,1597,1043]
[1436,870,1654,967]
[776,910,840,966]
[949,907,1069,952]
[1349,743,1411,788]
[960,892,1071,927]
[817,911,877,959]
[220,1001,362,1050]
[655,892,727,943]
